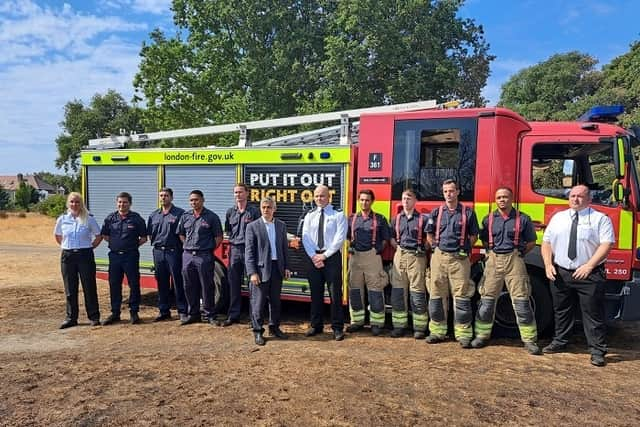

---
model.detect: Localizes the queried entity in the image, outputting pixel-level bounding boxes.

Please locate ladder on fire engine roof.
[87,99,456,150]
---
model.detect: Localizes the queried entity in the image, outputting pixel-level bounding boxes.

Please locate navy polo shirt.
[101,210,147,252]
[147,205,185,248]
[225,205,260,245]
[426,204,479,253]
[348,212,390,253]
[177,207,223,251]
[480,209,536,253]
[390,211,428,250]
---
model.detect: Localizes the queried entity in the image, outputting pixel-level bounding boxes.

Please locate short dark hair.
[234,183,249,192]
[159,187,173,196]
[116,191,132,202]
[442,179,458,189]
[495,186,513,196]
[358,189,375,202]
[189,190,204,199]
[401,189,416,198]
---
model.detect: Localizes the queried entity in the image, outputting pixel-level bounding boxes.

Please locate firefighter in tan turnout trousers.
[389,190,430,338]
[346,189,390,336]
[471,187,542,355]
[426,179,479,348]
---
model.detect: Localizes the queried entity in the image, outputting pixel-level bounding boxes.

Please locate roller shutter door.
[86,166,158,265]
[164,166,236,218]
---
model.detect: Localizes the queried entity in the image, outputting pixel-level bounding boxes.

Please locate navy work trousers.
[108,250,141,314]
[153,247,186,316]
[227,244,246,321]
[182,251,216,319]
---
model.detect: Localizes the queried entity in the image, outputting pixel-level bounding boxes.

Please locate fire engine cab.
[82,101,640,335]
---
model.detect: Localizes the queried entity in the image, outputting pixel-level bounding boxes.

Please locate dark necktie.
[317,208,325,249]
[568,212,578,260]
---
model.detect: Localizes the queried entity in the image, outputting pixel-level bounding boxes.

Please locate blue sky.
[0,0,638,175]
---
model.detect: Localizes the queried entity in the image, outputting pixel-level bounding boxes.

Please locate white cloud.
[0,0,146,66]
[132,0,172,15]
[0,1,164,174]
[100,0,171,15]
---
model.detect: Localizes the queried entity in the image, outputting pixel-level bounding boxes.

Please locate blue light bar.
[578,105,624,123]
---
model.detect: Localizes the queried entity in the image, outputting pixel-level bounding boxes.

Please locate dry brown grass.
[0,212,57,246]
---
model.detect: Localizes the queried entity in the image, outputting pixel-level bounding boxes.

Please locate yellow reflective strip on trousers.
[474,320,493,339]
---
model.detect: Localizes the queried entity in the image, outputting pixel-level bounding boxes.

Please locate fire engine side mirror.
[612,179,624,203]
[613,137,625,179]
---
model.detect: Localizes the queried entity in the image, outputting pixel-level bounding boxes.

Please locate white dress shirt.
[543,207,615,270]
[54,212,101,250]
[261,217,278,260]
[302,205,347,259]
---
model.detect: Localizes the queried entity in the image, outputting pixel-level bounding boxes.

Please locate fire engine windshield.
[531,141,618,206]
[392,118,478,201]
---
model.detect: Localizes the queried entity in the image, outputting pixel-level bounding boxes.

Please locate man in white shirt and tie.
[541,184,615,366]
[302,185,348,341]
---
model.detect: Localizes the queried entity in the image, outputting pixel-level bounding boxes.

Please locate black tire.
[492,269,554,339]
[213,257,229,317]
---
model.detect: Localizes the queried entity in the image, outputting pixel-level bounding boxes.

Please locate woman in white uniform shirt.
[54,192,103,328]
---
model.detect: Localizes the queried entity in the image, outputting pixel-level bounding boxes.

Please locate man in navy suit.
[245,196,291,345]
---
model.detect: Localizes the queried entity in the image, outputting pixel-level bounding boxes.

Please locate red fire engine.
[82,101,640,334]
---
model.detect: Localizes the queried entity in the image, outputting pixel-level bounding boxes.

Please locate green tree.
[498,52,603,121]
[34,194,67,218]
[55,90,143,173]
[14,182,39,211]
[308,0,492,112]
[133,0,493,142]
[0,185,10,210]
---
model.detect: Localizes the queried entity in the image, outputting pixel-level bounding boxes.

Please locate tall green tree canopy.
[498,51,603,121]
[55,90,143,173]
[499,42,640,126]
[134,0,493,141]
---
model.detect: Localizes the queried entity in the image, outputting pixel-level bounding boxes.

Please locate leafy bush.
[34,194,67,218]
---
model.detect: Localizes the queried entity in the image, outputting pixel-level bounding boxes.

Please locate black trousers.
[308,252,344,332]
[550,265,607,356]
[61,249,100,321]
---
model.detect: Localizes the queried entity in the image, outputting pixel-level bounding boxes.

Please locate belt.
[63,248,92,253]
[315,249,326,254]
[154,245,177,250]
[112,249,136,255]
[186,249,212,255]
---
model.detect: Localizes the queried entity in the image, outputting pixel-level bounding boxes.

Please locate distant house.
[0,174,61,202]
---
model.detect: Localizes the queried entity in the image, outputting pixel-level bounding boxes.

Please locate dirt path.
[1,214,640,425]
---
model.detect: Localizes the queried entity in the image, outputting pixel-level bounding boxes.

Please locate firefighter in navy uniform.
[101,191,148,325]
[147,187,186,322]
[471,187,541,355]
[177,190,224,326]
[346,189,390,336]
[224,183,260,326]
[425,179,479,347]
[389,189,430,338]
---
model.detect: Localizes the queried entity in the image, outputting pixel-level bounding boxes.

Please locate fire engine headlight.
[319,152,330,159]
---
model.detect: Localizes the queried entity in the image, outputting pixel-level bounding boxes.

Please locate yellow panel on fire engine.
[618,210,632,249]
[81,146,352,165]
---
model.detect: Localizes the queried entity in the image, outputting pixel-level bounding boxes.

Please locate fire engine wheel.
[492,271,554,339]
[213,257,229,316]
